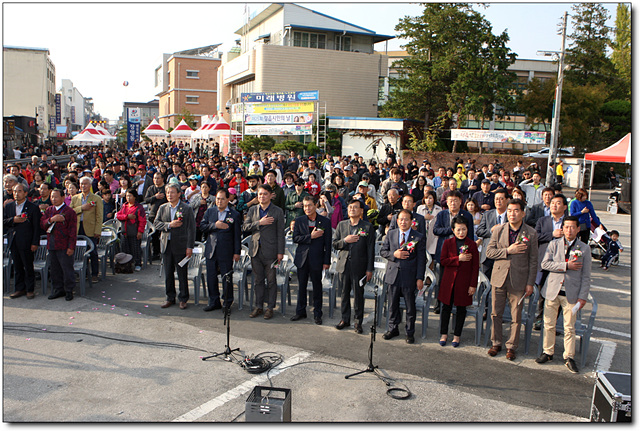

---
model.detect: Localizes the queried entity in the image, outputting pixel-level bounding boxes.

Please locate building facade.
[59,79,88,134]
[3,46,56,140]
[120,101,160,128]
[218,3,393,119]
[154,45,222,130]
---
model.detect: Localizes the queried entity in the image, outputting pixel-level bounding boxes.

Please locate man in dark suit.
[381,209,426,344]
[242,184,285,320]
[388,194,426,236]
[200,189,242,312]
[472,179,495,212]
[459,168,479,201]
[476,188,509,278]
[290,196,332,325]
[332,199,375,334]
[153,183,195,309]
[40,188,77,301]
[377,188,402,235]
[4,183,41,299]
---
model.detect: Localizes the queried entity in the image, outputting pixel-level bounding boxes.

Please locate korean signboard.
[243,113,313,125]
[451,129,547,145]
[127,107,141,149]
[241,91,319,103]
[244,124,312,136]
[55,94,61,124]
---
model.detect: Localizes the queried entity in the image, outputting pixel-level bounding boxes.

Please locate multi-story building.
[120,101,160,128]
[218,3,393,120]
[154,44,222,130]
[3,45,56,141]
[60,79,88,134]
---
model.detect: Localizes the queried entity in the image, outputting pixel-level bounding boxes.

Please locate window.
[293,31,326,49]
[186,70,199,78]
[336,35,351,51]
[185,96,199,104]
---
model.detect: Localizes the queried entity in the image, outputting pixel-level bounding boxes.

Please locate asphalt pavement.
[3,187,631,422]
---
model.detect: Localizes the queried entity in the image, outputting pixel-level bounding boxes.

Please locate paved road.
[3,187,630,422]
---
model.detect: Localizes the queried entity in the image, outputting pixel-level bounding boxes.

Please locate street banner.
[127,107,141,150]
[451,129,547,145]
[244,113,313,125]
[49,116,56,131]
[244,124,312,136]
[71,106,75,123]
[55,95,61,124]
[241,91,319,103]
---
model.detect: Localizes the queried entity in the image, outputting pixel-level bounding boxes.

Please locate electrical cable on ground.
[5,325,413,400]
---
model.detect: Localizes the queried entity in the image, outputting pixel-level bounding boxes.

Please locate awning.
[584,133,631,164]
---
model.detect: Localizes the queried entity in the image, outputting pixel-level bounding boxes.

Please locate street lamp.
[537,11,568,187]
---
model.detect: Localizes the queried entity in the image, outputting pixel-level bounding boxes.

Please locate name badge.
[101,231,112,237]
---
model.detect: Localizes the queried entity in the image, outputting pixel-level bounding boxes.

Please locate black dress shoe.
[535,353,553,364]
[65,292,74,301]
[48,291,65,300]
[336,320,350,330]
[314,317,322,325]
[565,358,579,374]
[433,304,441,315]
[406,335,415,344]
[354,323,363,334]
[204,303,222,312]
[290,314,307,321]
[382,329,400,340]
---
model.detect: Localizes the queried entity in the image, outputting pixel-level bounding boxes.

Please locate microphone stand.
[202,269,240,361]
[345,285,389,385]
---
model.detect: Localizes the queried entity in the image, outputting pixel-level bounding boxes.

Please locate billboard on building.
[55,95,61,124]
[244,113,313,125]
[245,124,312,136]
[451,129,547,145]
[241,91,319,103]
[71,106,76,123]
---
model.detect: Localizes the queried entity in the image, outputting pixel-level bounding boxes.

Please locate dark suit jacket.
[3,200,41,250]
[200,205,241,261]
[292,214,332,271]
[525,202,547,227]
[332,218,375,276]
[40,203,77,251]
[432,209,474,263]
[535,215,564,273]
[242,204,285,259]
[380,228,426,287]
[460,178,480,200]
[153,201,196,255]
[389,211,427,236]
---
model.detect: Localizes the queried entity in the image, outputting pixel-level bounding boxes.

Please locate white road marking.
[592,326,631,338]
[172,351,312,422]
[590,285,630,295]
[591,338,616,373]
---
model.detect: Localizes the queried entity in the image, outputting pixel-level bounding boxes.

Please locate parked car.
[523,147,574,158]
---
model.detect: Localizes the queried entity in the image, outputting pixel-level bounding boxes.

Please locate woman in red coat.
[116,188,147,271]
[438,215,479,347]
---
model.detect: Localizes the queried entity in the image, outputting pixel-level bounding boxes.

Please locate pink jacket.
[116,202,147,234]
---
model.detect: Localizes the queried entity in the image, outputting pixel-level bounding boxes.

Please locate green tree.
[273,139,306,154]
[383,3,516,154]
[599,99,631,143]
[516,77,555,129]
[558,81,608,154]
[177,108,197,129]
[237,136,274,154]
[610,4,631,99]
[565,3,615,88]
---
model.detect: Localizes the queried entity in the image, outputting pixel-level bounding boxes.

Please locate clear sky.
[2,2,622,122]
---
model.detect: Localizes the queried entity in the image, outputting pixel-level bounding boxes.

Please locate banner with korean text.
[127,107,141,150]
[451,129,546,145]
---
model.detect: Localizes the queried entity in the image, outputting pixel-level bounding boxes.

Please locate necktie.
[498,214,503,225]
[400,232,406,247]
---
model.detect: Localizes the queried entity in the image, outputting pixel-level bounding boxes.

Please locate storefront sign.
[55,94,61,124]
[241,91,319,103]
[244,113,313,125]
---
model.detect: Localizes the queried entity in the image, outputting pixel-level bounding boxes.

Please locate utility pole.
[546,11,568,187]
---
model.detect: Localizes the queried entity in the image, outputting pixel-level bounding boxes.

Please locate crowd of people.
[4,141,617,374]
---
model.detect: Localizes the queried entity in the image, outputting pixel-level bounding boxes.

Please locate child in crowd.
[102,189,116,220]
[601,230,622,270]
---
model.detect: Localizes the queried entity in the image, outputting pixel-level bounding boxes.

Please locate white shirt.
[15,200,26,215]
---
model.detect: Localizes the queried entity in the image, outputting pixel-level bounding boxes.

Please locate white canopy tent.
[142,118,169,138]
[169,118,194,140]
[68,131,103,146]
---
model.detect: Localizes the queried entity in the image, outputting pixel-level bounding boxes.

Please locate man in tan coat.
[486,198,538,360]
[71,176,103,282]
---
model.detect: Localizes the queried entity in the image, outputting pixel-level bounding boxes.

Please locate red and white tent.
[68,131,103,146]
[585,133,631,164]
[142,118,169,137]
[583,133,631,200]
[204,117,241,139]
[169,118,194,138]
[191,115,216,140]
